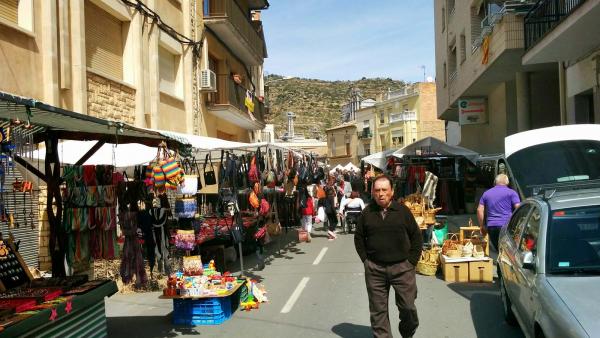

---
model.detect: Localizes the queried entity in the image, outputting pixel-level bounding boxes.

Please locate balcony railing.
[524,0,587,50]
[384,86,419,100]
[204,0,265,60]
[390,111,417,123]
[208,74,264,123]
[358,129,373,139]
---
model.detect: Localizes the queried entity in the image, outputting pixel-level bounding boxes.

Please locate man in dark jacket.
[355,175,422,338]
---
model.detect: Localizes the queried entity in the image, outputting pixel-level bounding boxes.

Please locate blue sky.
[262,0,435,82]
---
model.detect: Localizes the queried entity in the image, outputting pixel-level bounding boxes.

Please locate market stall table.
[159,281,245,326]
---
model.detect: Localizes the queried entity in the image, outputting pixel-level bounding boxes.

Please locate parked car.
[498,124,600,338]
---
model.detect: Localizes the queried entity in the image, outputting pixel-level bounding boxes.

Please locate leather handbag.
[203,153,217,186]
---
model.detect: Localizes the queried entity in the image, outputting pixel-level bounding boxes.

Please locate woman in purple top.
[477,174,521,252]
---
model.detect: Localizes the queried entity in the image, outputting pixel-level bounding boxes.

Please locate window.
[402,104,408,112]
[507,205,532,244]
[519,207,540,254]
[159,45,183,98]
[379,111,385,124]
[0,0,18,24]
[441,7,445,32]
[363,120,370,128]
[447,0,455,15]
[0,0,33,32]
[85,2,124,80]
[391,130,404,147]
[448,43,457,82]
[345,133,351,156]
[548,206,600,272]
[364,143,371,156]
[331,136,336,156]
[443,62,447,87]
[460,33,466,64]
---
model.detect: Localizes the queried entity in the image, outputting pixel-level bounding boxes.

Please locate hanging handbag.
[254,226,267,240]
[259,198,270,216]
[177,158,199,195]
[203,153,217,186]
[249,191,260,209]
[193,158,203,192]
[174,197,197,219]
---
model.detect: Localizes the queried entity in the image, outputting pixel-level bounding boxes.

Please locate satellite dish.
[426,76,434,83]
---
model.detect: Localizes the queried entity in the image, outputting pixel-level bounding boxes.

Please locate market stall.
[0,91,184,335]
[390,137,479,214]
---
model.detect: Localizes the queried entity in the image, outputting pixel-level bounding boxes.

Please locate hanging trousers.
[364,259,419,338]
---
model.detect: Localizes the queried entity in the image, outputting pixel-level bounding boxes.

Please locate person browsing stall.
[354,175,422,338]
[477,174,520,252]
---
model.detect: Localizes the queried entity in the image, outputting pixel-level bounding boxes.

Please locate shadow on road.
[331,322,372,338]
[447,283,524,338]
[107,314,202,337]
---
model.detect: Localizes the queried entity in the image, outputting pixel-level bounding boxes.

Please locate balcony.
[523,0,600,65]
[204,0,266,66]
[439,12,526,121]
[207,74,265,130]
[390,111,417,124]
[358,129,373,139]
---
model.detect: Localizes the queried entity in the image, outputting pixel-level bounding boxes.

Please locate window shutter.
[85,2,123,80]
[0,0,19,24]
[159,46,176,95]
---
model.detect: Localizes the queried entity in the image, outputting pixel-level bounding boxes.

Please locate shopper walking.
[355,175,422,338]
[300,194,315,242]
[477,174,520,252]
[324,175,339,240]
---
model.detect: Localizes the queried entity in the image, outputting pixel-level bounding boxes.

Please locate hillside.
[265,75,407,139]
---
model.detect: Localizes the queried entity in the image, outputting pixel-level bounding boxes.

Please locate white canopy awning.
[344,162,359,171]
[31,141,158,167]
[362,149,397,170]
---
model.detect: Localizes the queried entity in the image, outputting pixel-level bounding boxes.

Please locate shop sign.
[458,98,487,125]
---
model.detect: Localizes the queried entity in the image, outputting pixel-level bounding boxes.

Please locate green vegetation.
[265,75,406,138]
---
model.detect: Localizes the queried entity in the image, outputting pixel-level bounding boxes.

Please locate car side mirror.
[521,251,535,270]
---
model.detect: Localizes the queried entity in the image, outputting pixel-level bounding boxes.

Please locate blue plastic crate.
[172,293,239,326]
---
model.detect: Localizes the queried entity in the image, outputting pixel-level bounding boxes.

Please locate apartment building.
[354,82,444,159]
[326,122,358,167]
[0,0,268,142]
[434,0,562,153]
[522,0,600,124]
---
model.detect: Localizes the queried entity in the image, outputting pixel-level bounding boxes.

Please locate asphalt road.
[105,224,524,338]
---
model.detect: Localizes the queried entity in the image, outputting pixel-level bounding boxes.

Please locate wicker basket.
[473,244,485,258]
[442,233,461,255]
[446,248,462,258]
[416,250,439,276]
[462,240,474,257]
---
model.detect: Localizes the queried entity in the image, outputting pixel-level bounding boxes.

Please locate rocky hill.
[265,75,407,139]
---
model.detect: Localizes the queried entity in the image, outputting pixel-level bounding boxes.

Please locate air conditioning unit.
[200,69,216,92]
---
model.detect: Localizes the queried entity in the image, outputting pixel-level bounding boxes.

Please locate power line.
[119,0,202,57]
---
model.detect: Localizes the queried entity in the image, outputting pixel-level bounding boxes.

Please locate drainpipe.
[558,61,567,125]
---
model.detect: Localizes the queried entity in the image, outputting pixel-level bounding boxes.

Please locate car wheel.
[500,276,517,326]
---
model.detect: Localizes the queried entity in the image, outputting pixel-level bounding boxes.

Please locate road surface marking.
[280,277,310,314]
[312,247,328,265]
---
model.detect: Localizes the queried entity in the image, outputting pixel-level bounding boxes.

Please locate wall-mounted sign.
[458,98,487,125]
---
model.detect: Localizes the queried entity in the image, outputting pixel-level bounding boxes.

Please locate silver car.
[498,125,600,338]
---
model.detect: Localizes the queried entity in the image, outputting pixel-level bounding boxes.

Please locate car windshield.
[548,206,600,274]
[507,140,600,198]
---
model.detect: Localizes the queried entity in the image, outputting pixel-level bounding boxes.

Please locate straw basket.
[442,233,463,258]
[473,244,485,258]
[462,240,474,258]
[416,249,440,276]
